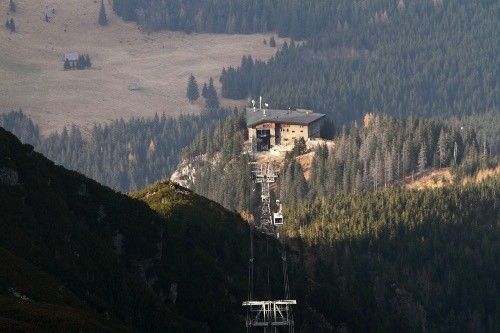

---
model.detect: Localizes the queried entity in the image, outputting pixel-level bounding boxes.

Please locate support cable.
[248,226,254,302]
[267,236,270,301]
[247,181,255,332]
[244,160,295,332]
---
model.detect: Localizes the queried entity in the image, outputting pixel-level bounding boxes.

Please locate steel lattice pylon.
[244,161,296,332]
[251,162,279,236]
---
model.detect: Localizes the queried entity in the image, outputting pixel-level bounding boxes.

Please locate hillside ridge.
[0,126,261,332]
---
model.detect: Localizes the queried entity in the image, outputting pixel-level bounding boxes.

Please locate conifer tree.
[201,82,208,98]
[9,18,15,32]
[437,129,449,167]
[269,35,276,47]
[64,58,71,70]
[418,142,427,173]
[85,54,92,68]
[9,0,16,13]
[186,74,200,103]
[77,54,85,70]
[402,140,412,175]
[5,19,10,30]
[98,0,108,26]
[205,77,219,109]
[287,137,307,160]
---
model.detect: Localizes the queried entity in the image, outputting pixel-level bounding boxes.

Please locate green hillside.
[2,123,499,331]
[285,178,500,331]
[0,126,267,332]
[0,127,187,331]
[0,108,229,193]
[176,113,499,331]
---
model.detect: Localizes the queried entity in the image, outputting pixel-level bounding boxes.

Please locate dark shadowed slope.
[0,126,267,332]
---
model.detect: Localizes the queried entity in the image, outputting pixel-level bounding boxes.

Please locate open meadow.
[0,0,284,136]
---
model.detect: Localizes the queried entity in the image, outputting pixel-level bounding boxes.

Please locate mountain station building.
[246,107,326,151]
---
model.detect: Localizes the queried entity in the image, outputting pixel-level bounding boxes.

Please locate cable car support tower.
[243,161,296,332]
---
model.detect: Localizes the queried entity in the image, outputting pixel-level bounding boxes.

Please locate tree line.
[3,108,494,212]
[179,110,255,213]
[175,112,497,214]
[281,114,497,206]
[112,0,492,41]
[0,108,230,192]
[219,1,498,131]
[112,0,370,38]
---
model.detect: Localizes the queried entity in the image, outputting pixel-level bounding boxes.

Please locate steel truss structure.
[243,300,297,329]
[251,162,279,236]
[245,161,296,332]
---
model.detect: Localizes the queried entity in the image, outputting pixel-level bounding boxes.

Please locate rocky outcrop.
[170,163,196,188]
[0,166,18,186]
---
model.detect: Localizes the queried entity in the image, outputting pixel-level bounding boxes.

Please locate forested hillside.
[220,0,498,127]
[0,108,230,192]
[0,127,187,331]
[0,126,284,332]
[4,1,499,192]
[112,0,498,127]
[179,111,255,213]
[287,176,500,332]
[2,0,499,330]
[176,110,500,330]
[178,112,497,213]
[293,114,496,203]
[3,118,499,332]
[113,0,378,38]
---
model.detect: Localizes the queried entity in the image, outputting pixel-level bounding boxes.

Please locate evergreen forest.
[285,176,500,332]
[1,124,499,331]
[0,108,230,192]
[176,113,499,331]
[0,127,273,331]
[1,0,499,330]
[219,1,498,129]
[111,1,498,131]
[179,112,497,212]
[179,111,255,213]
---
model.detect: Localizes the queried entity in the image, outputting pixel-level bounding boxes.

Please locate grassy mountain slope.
[130,183,250,331]
[0,126,268,331]
[0,127,188,331]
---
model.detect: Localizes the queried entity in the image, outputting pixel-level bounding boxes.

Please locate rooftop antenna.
[259,96,262,110]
